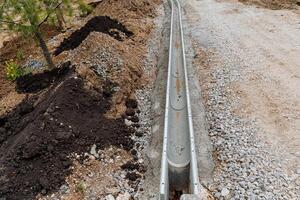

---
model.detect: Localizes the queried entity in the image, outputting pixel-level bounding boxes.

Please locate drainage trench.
[160,0,200,199]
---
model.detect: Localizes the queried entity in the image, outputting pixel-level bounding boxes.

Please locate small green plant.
[16,50,25,61]
[75,181,86,194]
[5,59,23,81]
[78,2,93,17]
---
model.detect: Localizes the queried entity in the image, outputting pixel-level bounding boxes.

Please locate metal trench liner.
[160,0,200,199]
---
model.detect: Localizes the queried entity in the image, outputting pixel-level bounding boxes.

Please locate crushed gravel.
[128,3,166,199]
[181,0,300,199]
[205,66,299,199]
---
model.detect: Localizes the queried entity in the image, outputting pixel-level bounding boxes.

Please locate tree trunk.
[34,30,55,69]
[56,7,66,31]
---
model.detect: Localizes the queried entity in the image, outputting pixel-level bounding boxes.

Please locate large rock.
[221,187,230,197]
[116,192,131,200]
[180,194,201,200]
[104,194,115,200]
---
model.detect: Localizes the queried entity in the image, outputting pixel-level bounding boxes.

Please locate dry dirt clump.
[237,0,300,9]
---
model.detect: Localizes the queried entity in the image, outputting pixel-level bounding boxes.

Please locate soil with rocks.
[0,67,134,199]
[54,16,133,56]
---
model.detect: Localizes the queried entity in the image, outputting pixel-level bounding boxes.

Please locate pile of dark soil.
[120,160,146,191]
[16,61,71,93]
[0,74,134,199]
[54,16,133,56]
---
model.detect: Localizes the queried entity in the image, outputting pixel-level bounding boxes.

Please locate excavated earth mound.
[53,16,133,56]
[0,68,133,199]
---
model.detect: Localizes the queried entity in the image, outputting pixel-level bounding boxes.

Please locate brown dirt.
[0,92,26,116]
[52,0,161,118]
[236,0,300,9]
[93,0,161,44]
[0,69,134,199]
[68,32,144,118]
[192,41,216,106]
[0,25,61,115]
[0,0,161,199]
[37,147,133,200]
[0,0,160,118]
[0,25,60,63]
[53,16,133,56]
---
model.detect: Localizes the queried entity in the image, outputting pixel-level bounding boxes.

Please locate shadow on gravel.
[0,70,133,199]
[54,16,133,56]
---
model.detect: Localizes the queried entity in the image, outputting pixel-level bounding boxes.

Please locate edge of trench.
[138,1,170,199]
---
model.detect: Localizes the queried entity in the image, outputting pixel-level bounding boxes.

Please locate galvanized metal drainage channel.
[160,0,200,199]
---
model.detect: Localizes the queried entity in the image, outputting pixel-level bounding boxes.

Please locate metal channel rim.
[159,0,174,191]
[160,0,200,198]
[175,0,200,193]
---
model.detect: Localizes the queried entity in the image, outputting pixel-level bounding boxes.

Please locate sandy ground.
[0,32,11,49]
[237,0,300,10]
[185,0,300,176]
[181,0,300,198]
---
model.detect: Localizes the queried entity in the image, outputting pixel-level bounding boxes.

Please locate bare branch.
[38,2,63,27]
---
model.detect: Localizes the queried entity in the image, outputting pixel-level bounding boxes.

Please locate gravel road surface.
[181,0,300,199]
